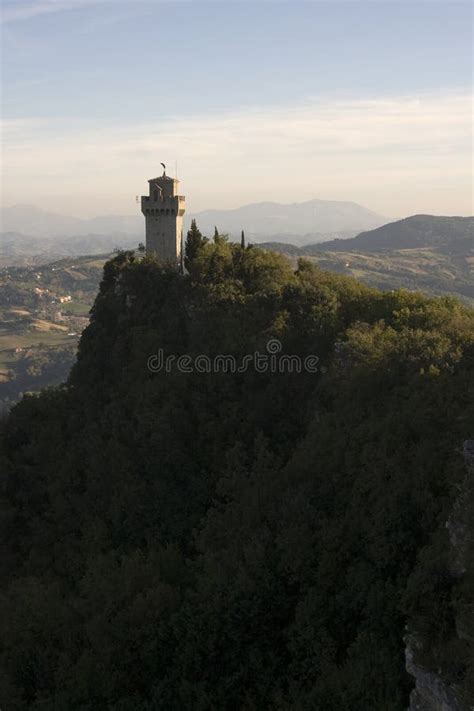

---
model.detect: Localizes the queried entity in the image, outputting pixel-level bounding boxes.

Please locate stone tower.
[141,168,185,262]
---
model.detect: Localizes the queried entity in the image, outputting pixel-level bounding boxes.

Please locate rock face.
[406,638,466,711]
[462,440,474,468]
[406,440,474,711]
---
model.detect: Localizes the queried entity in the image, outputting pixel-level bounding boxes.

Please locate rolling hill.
[305,214,474,252]
[261,215,474,304]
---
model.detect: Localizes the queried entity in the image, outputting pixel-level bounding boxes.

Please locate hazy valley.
[0,198,387,265]
[1,212,472,412]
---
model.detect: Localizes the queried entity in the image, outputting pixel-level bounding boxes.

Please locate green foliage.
[1,246,473,709]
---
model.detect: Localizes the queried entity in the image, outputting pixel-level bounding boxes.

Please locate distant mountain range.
[1,199,386,248]
[1,207,472,270]
[0,232,136,266]
[0,204,142,239]
[190,199,387,242]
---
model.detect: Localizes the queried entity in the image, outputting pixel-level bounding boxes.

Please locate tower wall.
[141,174,185,262]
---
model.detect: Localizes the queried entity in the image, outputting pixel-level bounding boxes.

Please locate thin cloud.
[2,92,472,217]
[1,0,464,24]
[1,0,120,23]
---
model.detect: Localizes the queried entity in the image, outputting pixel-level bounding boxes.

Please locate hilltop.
[1,244,473,709]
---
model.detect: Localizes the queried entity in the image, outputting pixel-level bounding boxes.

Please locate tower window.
[153,189,158,201]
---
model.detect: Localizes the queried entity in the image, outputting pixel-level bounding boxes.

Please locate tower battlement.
[141,170,185,262]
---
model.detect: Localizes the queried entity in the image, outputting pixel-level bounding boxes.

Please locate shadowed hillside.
[308,215,474,252]
[1,242,473,709]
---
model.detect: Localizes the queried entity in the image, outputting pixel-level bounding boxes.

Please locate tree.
[185,219,208,272]
[241,230,245,249]
[212,228,229,247]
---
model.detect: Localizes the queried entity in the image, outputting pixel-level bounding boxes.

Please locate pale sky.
[1,0,473,218]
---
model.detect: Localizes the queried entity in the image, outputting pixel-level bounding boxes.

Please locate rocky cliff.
[406,440,474,711]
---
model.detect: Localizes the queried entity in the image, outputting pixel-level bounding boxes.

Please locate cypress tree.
[185,219,208,271]
[241,230,245,249]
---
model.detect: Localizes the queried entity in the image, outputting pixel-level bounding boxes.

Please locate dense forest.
[1,228,473,709]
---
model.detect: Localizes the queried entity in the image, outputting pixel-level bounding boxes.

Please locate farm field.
[0,253,109,411]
